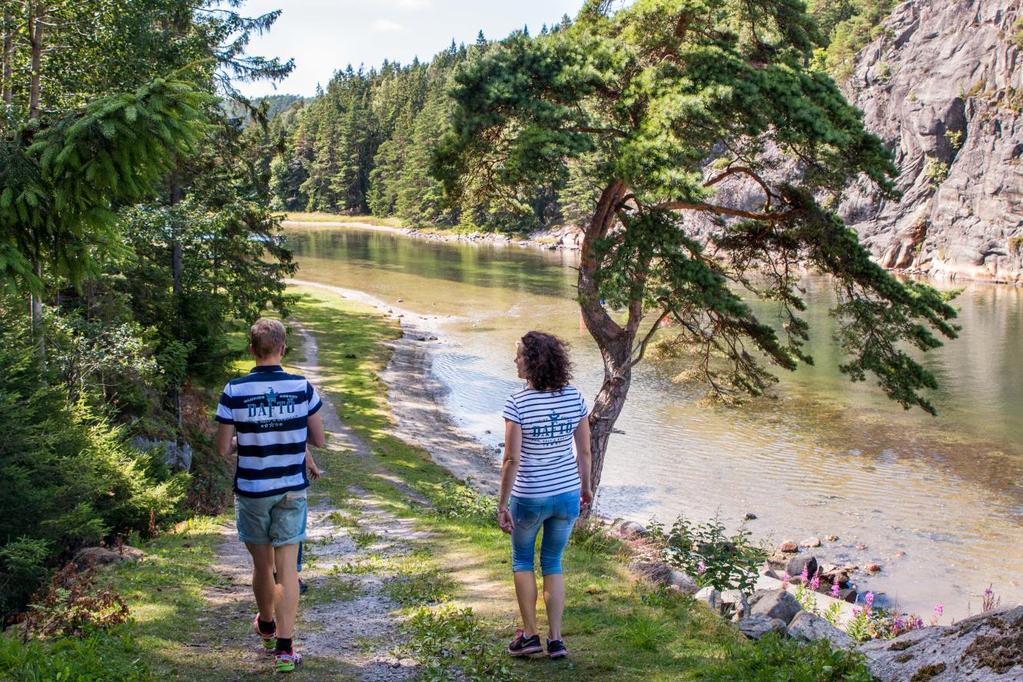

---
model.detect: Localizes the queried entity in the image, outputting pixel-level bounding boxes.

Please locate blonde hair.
[249,318,286,359]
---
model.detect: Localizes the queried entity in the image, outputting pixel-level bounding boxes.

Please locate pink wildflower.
[831,582,841,598]
[697,559,707,575]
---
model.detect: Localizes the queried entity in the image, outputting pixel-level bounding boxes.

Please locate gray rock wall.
[841,0,1023,284]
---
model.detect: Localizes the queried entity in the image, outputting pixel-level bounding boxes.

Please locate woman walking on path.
[497,331,593,660]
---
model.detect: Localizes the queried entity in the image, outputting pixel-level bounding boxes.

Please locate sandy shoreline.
[287,278,502,494]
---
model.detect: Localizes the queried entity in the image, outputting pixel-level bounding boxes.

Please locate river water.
[288,225,1023,620]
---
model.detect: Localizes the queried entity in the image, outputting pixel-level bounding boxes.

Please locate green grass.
[3,286,873,681]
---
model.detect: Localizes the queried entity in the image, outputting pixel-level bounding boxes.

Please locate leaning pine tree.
[433,0,959,501]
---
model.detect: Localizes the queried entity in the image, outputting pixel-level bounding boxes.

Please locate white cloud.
[395,0,432,8]
[372,19,405,32]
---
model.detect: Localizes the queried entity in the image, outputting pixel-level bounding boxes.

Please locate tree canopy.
[433,0,958,492]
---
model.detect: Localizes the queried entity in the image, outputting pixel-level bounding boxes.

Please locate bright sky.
[235,0,584,97]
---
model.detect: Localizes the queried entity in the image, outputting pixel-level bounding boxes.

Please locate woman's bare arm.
[497,420,522,532]
[574,417,593,508]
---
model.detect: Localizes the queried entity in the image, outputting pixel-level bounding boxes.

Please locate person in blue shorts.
[497,331,593,660]
[216,319,325,673]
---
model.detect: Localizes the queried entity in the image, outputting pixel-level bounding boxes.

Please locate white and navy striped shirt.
[503,385,587,498]
[216,365,323,498]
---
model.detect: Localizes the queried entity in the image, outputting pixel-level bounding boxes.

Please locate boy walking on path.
[215,318,326,673]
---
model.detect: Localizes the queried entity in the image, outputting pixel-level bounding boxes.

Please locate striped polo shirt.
[215,365,323,498]
[502,385,587,498]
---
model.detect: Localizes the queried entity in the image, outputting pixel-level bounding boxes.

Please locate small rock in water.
[825,534,840,542]
[866,562,882,573]
[743,512,758,520]
[397,298,404,302]
[779,540,799,553]
[839,588,858,603]
[786,556,818,581]
[855,543,868,551]
[801,537,822,548]
[894,550,907,558]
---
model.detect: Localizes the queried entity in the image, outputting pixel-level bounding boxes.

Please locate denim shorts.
[235,490,308,547]
[509,489,581,575]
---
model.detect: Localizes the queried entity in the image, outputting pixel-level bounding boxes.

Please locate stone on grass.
[668,570,698,595]
[749,589,802,625]
[617,521,646,538]
[859,605,1023,682]
[720,589,750,621]
[694,586,722,613]
[739,615,788,640]
[787,611,854,649]
[74,545,144,569]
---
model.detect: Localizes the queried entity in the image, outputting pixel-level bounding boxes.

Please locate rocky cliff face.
[841,0,1023,284]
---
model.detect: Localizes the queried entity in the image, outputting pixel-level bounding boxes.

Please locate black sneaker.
[547,638,568,659]
[507,629,543,656]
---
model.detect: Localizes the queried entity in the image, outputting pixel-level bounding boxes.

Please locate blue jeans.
[510,489,581,575]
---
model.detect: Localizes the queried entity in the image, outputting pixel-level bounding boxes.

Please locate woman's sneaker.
[507,629,543,656]
[274,650,302,673]
[547,638,568,659]
[252,614,276,651]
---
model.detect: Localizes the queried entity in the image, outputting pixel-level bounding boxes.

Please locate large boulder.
[787,611,855,650]
[748,589,802,625]
[860,605,1023,681]
[739,615,788,640]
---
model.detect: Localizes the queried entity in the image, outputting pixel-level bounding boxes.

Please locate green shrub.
[0,308,187,618]
[398,604,512,681]
[705,634,874,681]
[648,514,767,596]
[0,626,150,682]
[428,480,497,524]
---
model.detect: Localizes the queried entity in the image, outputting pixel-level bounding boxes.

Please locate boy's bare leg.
[273,543,301,639]
[246,543,277,623]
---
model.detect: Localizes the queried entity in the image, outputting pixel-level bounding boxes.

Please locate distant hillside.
[222,94,306,124]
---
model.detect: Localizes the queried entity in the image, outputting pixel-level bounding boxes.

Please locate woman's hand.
[580,487,593,512]
[497,507,514,533]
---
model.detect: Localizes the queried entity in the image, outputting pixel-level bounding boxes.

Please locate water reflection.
[288,226,1023,618]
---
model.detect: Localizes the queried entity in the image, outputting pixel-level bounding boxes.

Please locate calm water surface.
[289,226,1023,619]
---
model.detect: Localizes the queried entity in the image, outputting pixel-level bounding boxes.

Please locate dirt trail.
[197,327,427,680]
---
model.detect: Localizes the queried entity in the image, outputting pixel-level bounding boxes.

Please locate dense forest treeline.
[0,0,294,620]
[259,0,898,233]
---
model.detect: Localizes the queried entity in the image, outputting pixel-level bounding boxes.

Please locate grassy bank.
[1,286,873,681]
[282,287,872,681]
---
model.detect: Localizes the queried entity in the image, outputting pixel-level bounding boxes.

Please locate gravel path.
[198,326,427,680]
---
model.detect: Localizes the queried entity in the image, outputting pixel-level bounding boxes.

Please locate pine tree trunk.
[577,179,636,510]
[27,2,43,119]
[1,4,13,104]
[27,3,45,359]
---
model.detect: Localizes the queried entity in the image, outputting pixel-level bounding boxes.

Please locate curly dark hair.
[519,331,573,391]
